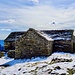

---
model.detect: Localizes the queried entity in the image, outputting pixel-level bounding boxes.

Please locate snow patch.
[37,31,54,41]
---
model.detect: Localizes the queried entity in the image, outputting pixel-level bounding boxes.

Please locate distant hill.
[0,40,4,46]
[0,40,4,51]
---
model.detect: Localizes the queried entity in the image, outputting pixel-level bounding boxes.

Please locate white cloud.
[0,19,16,24]
[1,28,11,31]
[0,1,75,30]
[12,5,75,30]
[0,4,75,30]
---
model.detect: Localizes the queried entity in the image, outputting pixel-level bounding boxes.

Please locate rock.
[50,73,59,75]
[47,69,52,74]
[60,73,66,75]
[18,68,21,71]
[23,72,26,74]
[50,58,72,64]
[54,66,61,70]
[73,65,75,67]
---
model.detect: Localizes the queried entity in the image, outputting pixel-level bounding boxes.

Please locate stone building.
[4,28,74,59]
[4,32,25,52]
[15,28,53,58]
[42,30,74,53]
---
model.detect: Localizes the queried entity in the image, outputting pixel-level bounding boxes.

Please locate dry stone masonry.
[15,28,53,58]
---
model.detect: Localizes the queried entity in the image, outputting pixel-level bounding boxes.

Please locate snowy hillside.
[0,52,75,75]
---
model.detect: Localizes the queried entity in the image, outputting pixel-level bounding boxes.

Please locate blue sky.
[0,0,75,39]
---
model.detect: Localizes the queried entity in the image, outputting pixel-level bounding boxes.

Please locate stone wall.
[73,36,75,53]
[4,41,15,52]
[73,43,75,53]
[4,32,25,52]
[15,28,53,59]
[7,50,15,58]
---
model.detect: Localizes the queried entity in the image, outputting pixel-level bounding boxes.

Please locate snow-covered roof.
[40,30,74,41]
[37,31,54,41]
[5,28,74,42]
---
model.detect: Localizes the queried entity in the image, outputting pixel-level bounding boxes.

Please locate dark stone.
[54,66,61,70]
[60,73,66,75]
[73,65,75,67]
[50,73,59,75]
[18,68,21,71]
[7,50,15,58]
[23,72,26,74]
[48,69,52,74]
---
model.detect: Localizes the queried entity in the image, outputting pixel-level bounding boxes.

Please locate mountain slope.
[0,52,75,75]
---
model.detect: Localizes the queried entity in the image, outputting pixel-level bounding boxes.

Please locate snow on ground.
[0,55,46,66]
[0,52,75,75]
[0,56,14,65]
